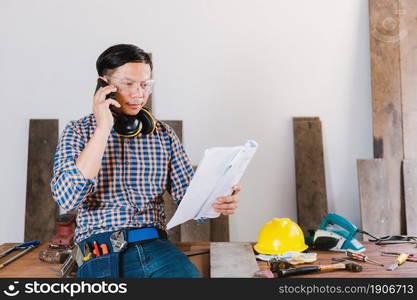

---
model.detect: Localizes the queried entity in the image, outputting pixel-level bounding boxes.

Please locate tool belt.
[76,227,167,278]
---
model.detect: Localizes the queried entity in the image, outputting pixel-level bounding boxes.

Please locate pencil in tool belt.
[387,253,409,271]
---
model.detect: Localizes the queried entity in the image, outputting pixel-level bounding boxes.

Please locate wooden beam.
[403,160,417,236]
[398,0,417,235]
[357,159,393,238]
[292,117,328,235]
[367,0,404,234]
[24,119,59,242]
[210,215,230,242]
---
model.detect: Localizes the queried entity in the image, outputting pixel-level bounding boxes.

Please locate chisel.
[386,253,409,271]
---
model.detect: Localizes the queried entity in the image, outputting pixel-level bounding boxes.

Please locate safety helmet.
[254,218,308,255]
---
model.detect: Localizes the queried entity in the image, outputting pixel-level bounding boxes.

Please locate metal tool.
[381,252,417,262]
[277,262,362,278]
[345,250,384,266]
[313,213,365,252]
[59,254,77,278]
[332,257,362,264]
[0,241,40,269]
[268,258,293,272]
[82,242,94,262]
[0,241,40,258]
[387,253,409,271]
[110,231,127,252]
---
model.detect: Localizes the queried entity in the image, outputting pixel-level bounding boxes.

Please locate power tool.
[312,213,365,252]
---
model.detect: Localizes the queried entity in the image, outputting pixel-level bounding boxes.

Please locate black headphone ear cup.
[137,108,156,135]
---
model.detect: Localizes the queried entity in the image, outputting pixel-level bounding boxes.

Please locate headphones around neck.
[95,78,156,138]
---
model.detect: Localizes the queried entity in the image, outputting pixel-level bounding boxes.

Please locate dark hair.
[96,44,153,76]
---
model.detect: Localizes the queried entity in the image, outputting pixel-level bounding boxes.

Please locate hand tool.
[100,244,109,255]
[381,252,417,262]
[387,253,409,271]
[277,262,362,278]
[345,250,384,266]
[82,242,94,262]
[110,231,127,252]
[59,254,77,278]
[268,258,293,272]
[313,213,365,252]
[0,241,40,269]
[0,241,40,258]
[332,257,363,264]
[38,213,76,264]
[93,241,101,257]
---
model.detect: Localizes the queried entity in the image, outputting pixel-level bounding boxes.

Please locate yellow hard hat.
[254,218,308,255]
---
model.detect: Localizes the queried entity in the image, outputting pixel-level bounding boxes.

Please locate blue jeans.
[77,231,201,278]
[120,239,201,278]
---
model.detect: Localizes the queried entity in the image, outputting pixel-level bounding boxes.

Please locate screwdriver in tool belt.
[387,253,409,271]
[345,250,384,266]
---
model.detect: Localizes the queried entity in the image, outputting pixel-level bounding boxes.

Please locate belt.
[125,227,168,243]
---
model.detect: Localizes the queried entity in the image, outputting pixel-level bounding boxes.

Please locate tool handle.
[346,250,365,261]
[93,241,101,257]
[396,253,409,265]
[320,263,346,271]
[277,266,319,277]
[0,245,36,268]
[16,240,40,248]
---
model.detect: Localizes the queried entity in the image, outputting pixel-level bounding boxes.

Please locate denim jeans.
[120,239,201,278]
[77,230,201,278]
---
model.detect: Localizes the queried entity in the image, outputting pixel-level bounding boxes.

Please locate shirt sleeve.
[166,125,194,205]
[50,122,98,211]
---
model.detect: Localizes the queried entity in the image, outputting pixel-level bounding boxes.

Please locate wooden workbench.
[0,241,416,278]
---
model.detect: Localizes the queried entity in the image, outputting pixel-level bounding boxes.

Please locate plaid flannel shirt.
[50,114,194,243]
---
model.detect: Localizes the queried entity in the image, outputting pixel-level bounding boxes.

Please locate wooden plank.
[369,0,404,234]
[210,242,258,278]
[180,220,210,242]
[210,215,230,242]
[399,1,417,235]
[292,117,328,235]
[357,159,393,238]
[403,160,417,235]
[24,119,59,243]
[399,0,417,160]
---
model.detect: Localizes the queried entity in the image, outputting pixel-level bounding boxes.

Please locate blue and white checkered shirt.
[50,113,194,243]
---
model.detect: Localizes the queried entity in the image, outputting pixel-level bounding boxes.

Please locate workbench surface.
[0,241,416,278]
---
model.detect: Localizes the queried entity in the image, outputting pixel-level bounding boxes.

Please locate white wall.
[0,0,373,243]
